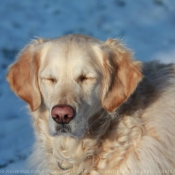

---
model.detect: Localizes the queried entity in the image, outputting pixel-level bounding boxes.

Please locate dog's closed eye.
[42,77,56,84]
[78,75,96,83]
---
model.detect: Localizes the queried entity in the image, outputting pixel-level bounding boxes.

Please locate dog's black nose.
[51,105,74,124]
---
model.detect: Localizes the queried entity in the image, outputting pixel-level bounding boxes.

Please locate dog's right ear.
[6,39,45,111]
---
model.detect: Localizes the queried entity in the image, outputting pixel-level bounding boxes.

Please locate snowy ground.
[0,0,175,174]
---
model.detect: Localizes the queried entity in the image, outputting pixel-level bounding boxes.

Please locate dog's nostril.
[51,105,75,124]
[63,115,69,123]
[64,115,68,119]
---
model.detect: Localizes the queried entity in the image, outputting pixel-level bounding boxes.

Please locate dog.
[7,34,175,174]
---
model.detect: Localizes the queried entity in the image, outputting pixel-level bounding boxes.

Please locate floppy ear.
[100,39,143,113]
[6,41,43,111]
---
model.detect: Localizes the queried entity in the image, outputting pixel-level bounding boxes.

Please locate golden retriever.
[7,34,175,175]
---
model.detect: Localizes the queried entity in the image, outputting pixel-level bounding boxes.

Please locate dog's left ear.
[99,39,143,113]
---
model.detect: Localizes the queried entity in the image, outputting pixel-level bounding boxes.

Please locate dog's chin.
[49,127,85,139]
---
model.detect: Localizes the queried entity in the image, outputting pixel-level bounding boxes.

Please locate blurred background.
[0,0,175,173]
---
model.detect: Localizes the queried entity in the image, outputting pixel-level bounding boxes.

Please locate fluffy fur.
[7,34,175,174]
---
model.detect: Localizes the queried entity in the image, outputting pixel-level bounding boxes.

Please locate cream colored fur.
[7,34,175,175]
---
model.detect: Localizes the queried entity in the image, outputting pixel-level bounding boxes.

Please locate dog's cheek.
[48,114,57,135]
[81,81,100,106]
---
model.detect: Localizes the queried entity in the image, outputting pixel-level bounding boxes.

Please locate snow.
[0,0,175,174]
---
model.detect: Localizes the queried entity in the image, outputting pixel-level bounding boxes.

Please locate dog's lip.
[56,124,71,132]
[51,125,73,137]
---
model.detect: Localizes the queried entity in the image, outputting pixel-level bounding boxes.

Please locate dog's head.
[7,34,142,138]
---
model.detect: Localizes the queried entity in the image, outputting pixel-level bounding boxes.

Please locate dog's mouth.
[53,125,72,136]
[50,123,85,138]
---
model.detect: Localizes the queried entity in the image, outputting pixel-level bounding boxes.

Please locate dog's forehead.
[39,39,102,77]
[41,40,98,69]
